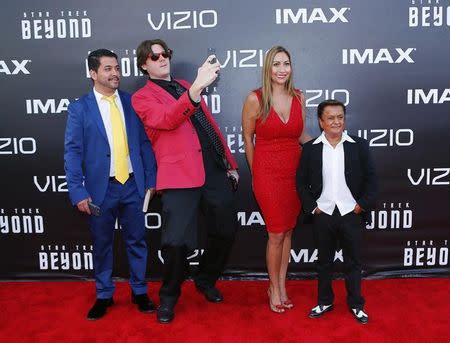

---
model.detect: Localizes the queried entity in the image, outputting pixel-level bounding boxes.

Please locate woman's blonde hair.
[259,46,300,122]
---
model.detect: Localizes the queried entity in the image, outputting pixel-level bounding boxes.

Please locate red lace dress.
[252,89,303,233]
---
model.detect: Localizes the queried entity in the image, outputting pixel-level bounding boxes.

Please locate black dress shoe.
[308,304,333,318]
[86,298,114,320]
[131,292,155,313]
[196,285,224,303]
[350,308,369,324]
[157,304,175,324]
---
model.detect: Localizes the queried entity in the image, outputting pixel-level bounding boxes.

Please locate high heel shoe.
[282,298,294,309]
[267,288,285,314]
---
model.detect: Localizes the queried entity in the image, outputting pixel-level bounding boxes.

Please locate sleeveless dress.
[252,89,303,233]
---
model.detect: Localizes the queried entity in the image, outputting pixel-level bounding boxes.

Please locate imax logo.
[275,7,350,24]
[407,88,450,104]
[290,249,344,263]
[26,98,70,114]
[342,48,415,64]
[0,60,31,75]
[147,10,217,30]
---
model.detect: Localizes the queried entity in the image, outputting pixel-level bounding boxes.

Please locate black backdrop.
[1,0,449,280]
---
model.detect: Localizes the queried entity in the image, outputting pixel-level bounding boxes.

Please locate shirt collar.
[93,87,119,103]
[312,131,356,145]
[149,76,173,87]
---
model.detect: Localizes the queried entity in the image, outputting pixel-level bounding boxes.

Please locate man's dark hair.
[87,49,118,72]
[136,39,171,75]
[317,99,346,119]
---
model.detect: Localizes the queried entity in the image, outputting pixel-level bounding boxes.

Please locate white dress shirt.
[93,88,133,177]
[313,131,356,216]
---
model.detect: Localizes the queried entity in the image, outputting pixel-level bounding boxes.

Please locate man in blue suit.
[64,49,157,320]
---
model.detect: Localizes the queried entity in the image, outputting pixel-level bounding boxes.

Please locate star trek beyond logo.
[409,0,450,27]
[222,127,244,154]
[275,7,350,24]
[39,244,93,270]
[404,240,448,267]
[85,49,142,78]
[202,86,221,114]
[0,208,44,234]
[366,202,413,230]
[290,249,344,263]
[147,9,217,30]
[158,249,204,265]
[21,10,92,40]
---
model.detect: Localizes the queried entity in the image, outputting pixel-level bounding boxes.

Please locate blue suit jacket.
[64,89,156,206]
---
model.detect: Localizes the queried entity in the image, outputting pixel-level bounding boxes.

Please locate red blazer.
[132,79,238,190]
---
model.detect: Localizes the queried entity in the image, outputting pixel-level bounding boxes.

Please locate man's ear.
[89,69,97,80]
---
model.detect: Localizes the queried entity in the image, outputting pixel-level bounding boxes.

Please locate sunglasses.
[148,49,173,61]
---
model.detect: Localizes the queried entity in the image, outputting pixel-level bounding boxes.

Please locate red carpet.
[1,279,448,343]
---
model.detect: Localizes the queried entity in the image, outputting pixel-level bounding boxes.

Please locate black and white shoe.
[350,308,369,324]
[308,304,333,318]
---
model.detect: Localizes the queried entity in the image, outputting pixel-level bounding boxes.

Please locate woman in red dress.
[242,46,311,313]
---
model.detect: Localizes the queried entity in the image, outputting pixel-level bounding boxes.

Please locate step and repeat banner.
[1,0,449,280]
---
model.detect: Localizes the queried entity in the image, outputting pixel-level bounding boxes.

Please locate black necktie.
[168,81,228,167]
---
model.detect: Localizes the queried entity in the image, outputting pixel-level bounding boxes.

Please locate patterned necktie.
[102,95,129,184]
[168,81,227,166]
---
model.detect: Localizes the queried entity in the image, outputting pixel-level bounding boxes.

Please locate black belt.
[109,172,134,183]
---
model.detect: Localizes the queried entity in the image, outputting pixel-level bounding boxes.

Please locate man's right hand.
[77,198,92,215]
[189,55,220,101]
[314,207,322,215]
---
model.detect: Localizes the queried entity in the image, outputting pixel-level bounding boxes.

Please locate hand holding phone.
[207,47,217,64]
[88,201,101,216]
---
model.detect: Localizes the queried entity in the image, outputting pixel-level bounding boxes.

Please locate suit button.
[198,149,202,152]
[106,154,110,157]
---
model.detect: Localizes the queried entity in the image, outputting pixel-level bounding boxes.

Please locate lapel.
[312,141,323,174]
[118,90,132,137]
[86,91,108,142]
[343,140,356,175]
[146,80,177,104]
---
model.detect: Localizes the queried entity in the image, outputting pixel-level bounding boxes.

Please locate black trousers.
[313,208,365,309]
[159,148,236,307]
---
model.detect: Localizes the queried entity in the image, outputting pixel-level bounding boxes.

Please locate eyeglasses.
[148,49,173,61]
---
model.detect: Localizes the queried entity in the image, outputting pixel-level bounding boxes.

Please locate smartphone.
[228,174,238,192]
[88,201,101,216]
[207,47,217,64]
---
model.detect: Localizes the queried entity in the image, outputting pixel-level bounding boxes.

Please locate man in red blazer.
[132,39,238,324]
